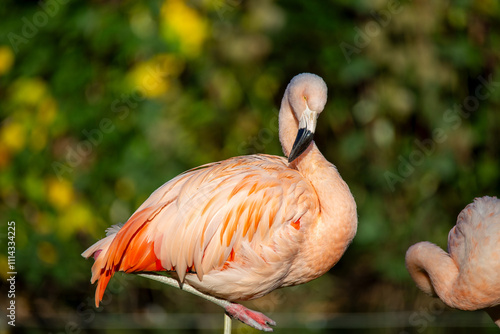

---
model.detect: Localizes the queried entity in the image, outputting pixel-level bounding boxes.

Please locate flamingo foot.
[225,303,276,332]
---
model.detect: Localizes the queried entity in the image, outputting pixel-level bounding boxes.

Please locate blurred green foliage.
[0,0,499,333]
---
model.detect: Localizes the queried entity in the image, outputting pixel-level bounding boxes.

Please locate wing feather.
[88,154,319,305]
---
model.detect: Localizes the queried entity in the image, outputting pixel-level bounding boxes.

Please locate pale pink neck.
[405,242,478,310]
[296,144,357,270]
[278,92,298,159]
[279,92,357,282]
[407,242,500,319]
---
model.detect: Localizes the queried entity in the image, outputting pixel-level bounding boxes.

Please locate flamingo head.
[286,73,328,163]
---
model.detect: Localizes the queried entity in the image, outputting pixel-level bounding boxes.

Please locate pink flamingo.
[82,73,358,331]
[406,196,500,327]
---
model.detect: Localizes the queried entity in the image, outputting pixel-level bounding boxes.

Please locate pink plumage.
[406,196,500,327]
[82,73,358,331]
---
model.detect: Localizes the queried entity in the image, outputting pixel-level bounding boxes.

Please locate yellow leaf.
[128,61,170,97]
[59,202,95,239]
[0,121,26,152]
[161,0,208,57]
[127,54,184,98]
[0,46,14,75]
[46,178,75,210]
[11,77,47,106]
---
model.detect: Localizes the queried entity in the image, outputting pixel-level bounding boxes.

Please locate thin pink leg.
[225,303,276,332]
[138,273,276,331]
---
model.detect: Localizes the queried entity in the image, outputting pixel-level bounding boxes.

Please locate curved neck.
[278,91,298,159]
[279,95,358,281]
[296,144,357,270]
[405,242,473,309]
[406,242,500,312]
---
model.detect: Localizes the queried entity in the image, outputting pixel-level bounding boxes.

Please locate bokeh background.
[1,0,499,333]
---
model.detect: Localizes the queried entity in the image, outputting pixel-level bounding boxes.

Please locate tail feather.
[82,207,165,307]
[82,232,117,283]
[95,270,112,307]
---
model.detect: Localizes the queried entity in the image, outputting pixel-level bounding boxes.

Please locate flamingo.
[406,196,500,327]
[82,73,358,331]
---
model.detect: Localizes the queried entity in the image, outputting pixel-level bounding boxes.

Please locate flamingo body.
[82,73,358,329]
[406,196,500,326]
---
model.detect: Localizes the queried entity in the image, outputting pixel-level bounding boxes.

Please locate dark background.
[1,0,499,333]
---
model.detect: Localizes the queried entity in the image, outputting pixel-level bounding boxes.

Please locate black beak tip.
[288,128,314,163]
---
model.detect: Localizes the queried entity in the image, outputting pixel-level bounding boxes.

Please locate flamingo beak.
[288,105,318,163]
